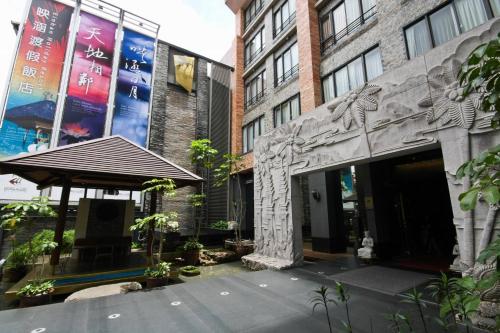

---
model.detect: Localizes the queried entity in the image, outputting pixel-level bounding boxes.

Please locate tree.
[134,178,177,266]
[188,139,217,240]
[213,153,245,244]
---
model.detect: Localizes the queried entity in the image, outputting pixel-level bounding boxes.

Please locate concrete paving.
[0,263,483,333]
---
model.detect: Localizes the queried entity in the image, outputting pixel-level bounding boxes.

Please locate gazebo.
[0,135,202,269]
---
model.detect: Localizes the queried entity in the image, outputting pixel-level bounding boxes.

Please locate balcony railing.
[275,64,299,87]
[321,5,377,54]
[245,45,265,68]
[273,12,296,38]
[245,88,267,110]
[244,1,266,30]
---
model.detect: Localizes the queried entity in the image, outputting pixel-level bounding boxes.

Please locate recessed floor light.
[259,284,268,288]
[171,301,181,306]
[108,314,120,319]
[31,329,46,333]
[220,291,230,296]
[290,277,299,281]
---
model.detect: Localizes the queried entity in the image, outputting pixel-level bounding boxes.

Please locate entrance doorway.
[369,149,456,271]
[301,148,456,272]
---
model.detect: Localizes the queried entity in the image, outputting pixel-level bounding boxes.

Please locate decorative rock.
[242,253,296,270]
[65,282,142,303]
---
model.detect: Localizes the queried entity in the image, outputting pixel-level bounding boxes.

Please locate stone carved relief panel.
[244,20,500,271]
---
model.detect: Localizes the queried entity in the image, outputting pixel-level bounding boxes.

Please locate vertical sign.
[58,12,116,146]
[111,28,154,147]
[0,0,73,158]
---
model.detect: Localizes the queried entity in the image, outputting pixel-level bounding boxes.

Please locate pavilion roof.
[0,135,202,190]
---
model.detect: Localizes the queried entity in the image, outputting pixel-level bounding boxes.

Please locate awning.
[0,135,202,190]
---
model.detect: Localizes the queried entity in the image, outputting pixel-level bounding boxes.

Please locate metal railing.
[273,11,296,38]
[245,88,267,110]
[321,5,377,54]
[244,1,266,30]
[275,64,299,87]
[245,45,265,68]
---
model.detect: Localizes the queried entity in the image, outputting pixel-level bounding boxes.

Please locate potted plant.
[3,245,29,282]
[182,238,203,265]
[144,261,171,288]
[180,265,201,277]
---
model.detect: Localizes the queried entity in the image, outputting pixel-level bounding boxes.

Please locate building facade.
[0,24,232,258]
[225,0,500,271]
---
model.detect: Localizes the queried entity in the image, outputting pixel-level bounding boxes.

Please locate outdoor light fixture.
[311,190,321,201]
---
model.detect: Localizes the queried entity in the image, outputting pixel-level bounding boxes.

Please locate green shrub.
[5,245,30,269]
[17,280,54,297]
[180,265,200,276]
[183,238,203,251]
[144,261,171,279]
[210,220,229,230]
[31,229,74,254]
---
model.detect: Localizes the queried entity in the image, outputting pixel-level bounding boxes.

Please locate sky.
[0,0,235,99]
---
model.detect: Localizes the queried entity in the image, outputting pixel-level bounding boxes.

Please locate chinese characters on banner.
[58,11,116,146]
[111,28,155,147]
[0,0,73,158]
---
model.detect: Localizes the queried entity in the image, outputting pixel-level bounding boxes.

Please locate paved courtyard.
[0,260,482,333]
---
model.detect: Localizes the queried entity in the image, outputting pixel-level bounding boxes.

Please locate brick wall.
[296,0,322,113]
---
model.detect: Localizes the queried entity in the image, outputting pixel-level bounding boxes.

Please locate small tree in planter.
[188,139,217,240]
[0,196,58,306]
[182,238,204,265]
[131,212,178,288]
[213,153,249,256]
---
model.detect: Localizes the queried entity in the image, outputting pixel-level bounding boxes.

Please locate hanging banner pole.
[146,25,160,149]
[104,8,124,137]
[50,0,82,149]
[0,0,33,127]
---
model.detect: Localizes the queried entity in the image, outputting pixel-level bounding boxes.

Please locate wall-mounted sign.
[0,174,41,201]
[58,11,117,146]
[0,0,73,157]
[111,28,155,147]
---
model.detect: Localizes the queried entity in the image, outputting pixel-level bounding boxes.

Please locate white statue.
[358,230,375,259]
[449,242,461,272]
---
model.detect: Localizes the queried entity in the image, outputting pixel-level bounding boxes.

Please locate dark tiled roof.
[0,136,202,190]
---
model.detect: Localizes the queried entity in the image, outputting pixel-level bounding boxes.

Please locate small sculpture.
[449,242,461,272]
[358,230,375,259]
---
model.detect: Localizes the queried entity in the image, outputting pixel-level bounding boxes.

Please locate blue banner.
[111,28,155,147]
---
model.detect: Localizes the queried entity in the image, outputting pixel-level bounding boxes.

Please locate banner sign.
[0,0,73,158]
[58,11,117,146]
[111,28,155,147]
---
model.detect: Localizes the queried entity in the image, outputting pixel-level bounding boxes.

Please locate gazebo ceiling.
[0,135,202,190]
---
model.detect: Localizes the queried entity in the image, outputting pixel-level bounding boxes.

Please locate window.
[274,94,300,127]
[320,0,377,53]
[322,46,383,103]
[243,116,264,153]
[168,49,198,91]
[245,0,265,29]
[245,27,265,67]
[273,0,296,37]
[275,42,299,86]
[245,71,267,109]
[405,0,497,59]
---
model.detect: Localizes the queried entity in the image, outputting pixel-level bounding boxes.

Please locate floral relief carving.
[328,84,382,130]
[418,60,479,129]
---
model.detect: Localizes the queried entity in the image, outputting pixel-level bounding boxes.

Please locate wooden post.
[146,191,157,258]
[50,178,71,270]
